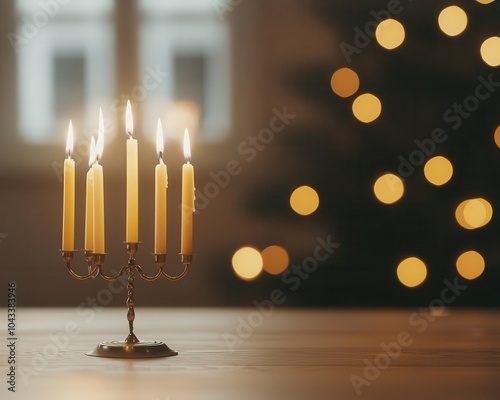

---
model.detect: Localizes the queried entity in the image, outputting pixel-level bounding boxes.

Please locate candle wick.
[158,151,163,160]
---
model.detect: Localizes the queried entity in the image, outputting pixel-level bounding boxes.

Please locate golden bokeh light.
[455,200,474,229]
[476,0,495,4]
[261,245,290,275]
[290,186,319,216]
[232,246,263,280]
[464,199,487,228]
[352,93,382,123]
[330,68,360,98]
[375,18,405,50]
[456,250,485,280]
[423,156,453,186]
[494,125,500,147]
[438,6,468,37]
[455,198,493,229]
[373,173,404,204]
[397,257,427,288]
[480,37,500,67]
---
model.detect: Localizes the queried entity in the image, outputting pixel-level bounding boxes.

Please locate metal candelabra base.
[61,243,192,359]
[86,339,178,358]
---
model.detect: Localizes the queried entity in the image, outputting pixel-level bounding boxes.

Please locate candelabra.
[61,244,192,358]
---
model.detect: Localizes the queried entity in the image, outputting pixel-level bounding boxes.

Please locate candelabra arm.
[63,251,100,280]
[98,264,127,281]
[161,264,189,281]
[160,254,191,281]
[134,254,166,281]
[66,263,100,280]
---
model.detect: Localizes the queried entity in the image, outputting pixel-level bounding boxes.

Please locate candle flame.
[183,127,191,163]
[96,108,104,161]
[126,100,133,137]
[66,120,74,158]
[156,118,164,159]
[89,136,96,167]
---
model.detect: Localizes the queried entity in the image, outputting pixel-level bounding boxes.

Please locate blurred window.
[139,0,231,142]
[15,0,230,144]
[16,0,115,144]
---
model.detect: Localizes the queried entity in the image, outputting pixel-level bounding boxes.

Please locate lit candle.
[126,100,139,243]
[84,137,95,252]
[154,118,167,254]
[181,128,195,255]
[93,109,105,254]
[62,120,75,251]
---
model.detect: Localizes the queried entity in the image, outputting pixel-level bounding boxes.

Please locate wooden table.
[4,308,500,399]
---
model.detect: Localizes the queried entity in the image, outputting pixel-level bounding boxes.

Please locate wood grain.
[3,308,500,399]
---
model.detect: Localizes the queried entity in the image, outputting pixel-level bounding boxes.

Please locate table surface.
[3,307,500,400]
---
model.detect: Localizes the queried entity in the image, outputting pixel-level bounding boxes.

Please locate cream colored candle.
[62,120,75,251]
[181,128,194,255]
[84,137,95,252]
[126,100,139,243]
[93,110,105,254]
[93,162,105,254]
[155,119,167,254]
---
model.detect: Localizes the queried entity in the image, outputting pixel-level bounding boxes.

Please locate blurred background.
[1,0,500,307]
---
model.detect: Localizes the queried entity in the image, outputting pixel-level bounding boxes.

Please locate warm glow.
[156,118,164,158]
[183,128,191,162]
[96,108,104,161]
[438,6,468,37]
[494,125,500,147]
[373,173,404,204]
[330,68,360,98]
[163,101,200,142]
[424,156,453,186]
[290,186,319,216]
[476,0,495,4]
[126,100,134,136]
[375,18,405,50]
[397,257,427,288]
[352,93,382,123]
[89,136,96,167]
[66,120,74,158]
[456,198,493,229]
[232,247,263,280]
[261,245,290,275]
[480,37,500,67]
[456,250,485,280]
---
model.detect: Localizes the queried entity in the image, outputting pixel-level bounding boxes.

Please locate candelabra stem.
[125,267,139,343]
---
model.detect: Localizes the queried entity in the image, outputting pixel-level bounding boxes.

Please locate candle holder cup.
[62,243,191,358]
